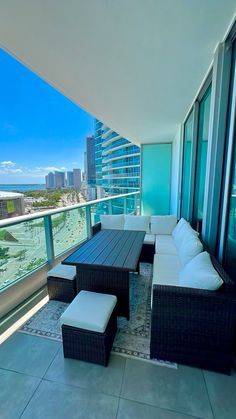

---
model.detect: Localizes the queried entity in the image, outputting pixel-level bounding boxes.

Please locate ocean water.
[0,184,45,192]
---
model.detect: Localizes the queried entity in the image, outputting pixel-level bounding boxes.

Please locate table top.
[62,229,145,271]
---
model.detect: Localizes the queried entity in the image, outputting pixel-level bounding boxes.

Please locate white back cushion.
[173,221,199,250]
[151,215,177,235]
[172,218,187,239]
[100,214,124,230]
[179,252,223,290]
[124,215,150,233]
[178,235,203,266]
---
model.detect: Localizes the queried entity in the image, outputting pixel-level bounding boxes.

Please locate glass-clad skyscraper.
[94,119,140,198]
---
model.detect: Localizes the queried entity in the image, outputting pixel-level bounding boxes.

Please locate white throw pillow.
[124,215,150,233]
[173,221,199,250]
[179,251,223,290]
[150,215,177,235]
[178,235,203,266]
[172,218,187,239]
[100,214,124,230]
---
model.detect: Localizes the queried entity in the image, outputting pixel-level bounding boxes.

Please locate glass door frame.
[218,42,236,265]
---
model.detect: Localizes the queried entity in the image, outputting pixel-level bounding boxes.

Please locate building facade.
[54,171,65,189]
[94,119,140,197]
[85,135,96,186]
[73,168,81,190]
[45,172,55,189]
[67,171,74,187]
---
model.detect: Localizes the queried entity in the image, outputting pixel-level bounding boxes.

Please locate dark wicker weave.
[150,255,236,374]
[92,222,102,236]
[47,276,76,303]
[139,243,155,263]
[62,311,117,366]
[76,267,130,319]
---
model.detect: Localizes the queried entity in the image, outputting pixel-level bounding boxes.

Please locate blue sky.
[0,48,94,184]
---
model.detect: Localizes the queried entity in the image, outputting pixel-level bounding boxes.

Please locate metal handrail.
[0,191,139,228]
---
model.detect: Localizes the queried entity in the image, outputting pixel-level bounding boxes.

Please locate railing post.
[108,200,112,215]
[44,215,55,263]
[124,197,127,214]
[86,205,92,239]
[133,194,137,215]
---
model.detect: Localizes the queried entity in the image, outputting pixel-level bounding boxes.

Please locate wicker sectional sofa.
[150,217,236,374]
[92,214,236,374]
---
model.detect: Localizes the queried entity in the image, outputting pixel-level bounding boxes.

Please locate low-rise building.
[0,191,25,220]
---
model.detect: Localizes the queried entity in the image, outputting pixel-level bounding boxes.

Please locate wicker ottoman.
[60,291,117,366]
[47,263,76,303]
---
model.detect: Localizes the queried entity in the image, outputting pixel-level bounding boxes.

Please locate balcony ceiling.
[0,1,235,144]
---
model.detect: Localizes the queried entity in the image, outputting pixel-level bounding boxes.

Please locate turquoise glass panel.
[52,208,86,257]
[141,144,171,215]
[91,202,109,225]
[112,198,124,214]
[193,85,212,229]
[181,111,194,219]
[0,218,47,290]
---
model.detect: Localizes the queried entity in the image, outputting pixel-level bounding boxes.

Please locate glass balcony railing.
[0,192,140,292]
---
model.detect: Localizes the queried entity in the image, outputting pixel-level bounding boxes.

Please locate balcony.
[0,192,140,317]
[0,2,236,418]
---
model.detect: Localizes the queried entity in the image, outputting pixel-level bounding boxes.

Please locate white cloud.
[0,160,16,167]
[35,166,67,173]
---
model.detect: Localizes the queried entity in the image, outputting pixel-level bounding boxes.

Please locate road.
[0,207,86,289]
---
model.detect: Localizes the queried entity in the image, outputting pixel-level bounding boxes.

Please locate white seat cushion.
[100,214,124,230]
[155,235,178,255]
[144,233,155,245]
[151,215,177,235]
[152,254,181,287]
[124,215,150,233]
[151,254,181,307]
[60,291,117,333]
[47,263,76,280]
[178,236,203,267]
[179,252,223,290]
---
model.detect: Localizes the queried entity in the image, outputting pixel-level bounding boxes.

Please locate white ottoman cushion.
[179,252,223,290]
[151,215,177,235]
[124,215,150,233]
[47,263,76,280]
[60,291,117,333]
[100,214,124,230]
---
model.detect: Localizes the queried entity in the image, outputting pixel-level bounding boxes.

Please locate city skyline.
[0,48,94,184]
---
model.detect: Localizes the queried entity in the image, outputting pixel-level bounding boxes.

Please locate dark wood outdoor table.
[62,229,145,319]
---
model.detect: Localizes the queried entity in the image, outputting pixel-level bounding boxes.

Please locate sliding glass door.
[181,110,194,219]
[193,85,212,232]
[223,45,236,277]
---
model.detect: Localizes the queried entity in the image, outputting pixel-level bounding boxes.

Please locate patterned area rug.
[19,263,177,368]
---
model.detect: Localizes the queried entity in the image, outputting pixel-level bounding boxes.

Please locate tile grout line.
[119,357,127,397]
[41,342,62,380]
[118,394,205,419]
[19,377,43,419]
[201,369,216,419]
[115,358,127,419]
[18,344,62,418]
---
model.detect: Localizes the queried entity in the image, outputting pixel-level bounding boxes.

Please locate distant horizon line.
[0,182,45,185]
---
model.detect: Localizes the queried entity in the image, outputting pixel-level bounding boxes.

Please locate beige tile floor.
[0,332,236,419]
